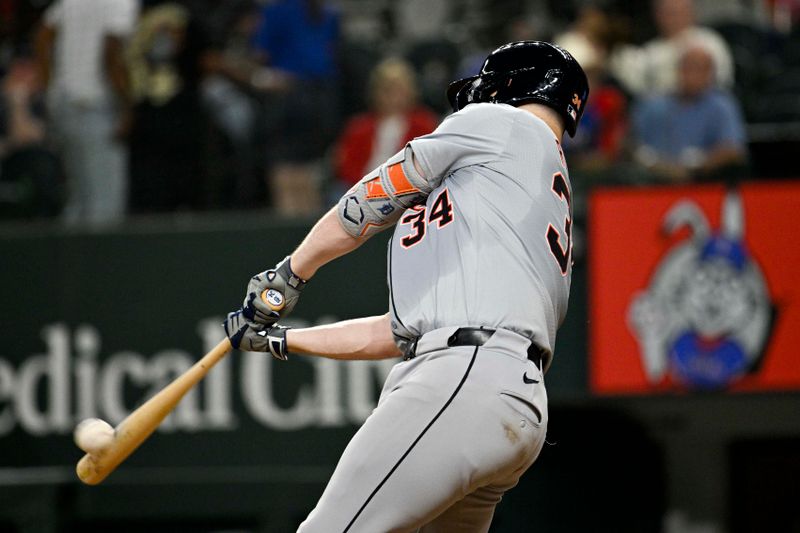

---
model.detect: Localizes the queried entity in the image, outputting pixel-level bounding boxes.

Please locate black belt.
[405,327,544,369]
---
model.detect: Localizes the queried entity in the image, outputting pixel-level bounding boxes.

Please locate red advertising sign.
[589,182,800,394]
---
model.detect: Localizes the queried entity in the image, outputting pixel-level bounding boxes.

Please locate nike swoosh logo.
[523,372,539,384]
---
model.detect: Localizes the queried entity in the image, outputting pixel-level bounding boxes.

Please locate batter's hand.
[223,309,290,360]
[243,256,307,326]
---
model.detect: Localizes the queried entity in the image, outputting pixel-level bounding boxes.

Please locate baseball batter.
[224,41,589,532]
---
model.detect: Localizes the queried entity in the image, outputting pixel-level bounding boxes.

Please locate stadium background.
[1,0,800,532]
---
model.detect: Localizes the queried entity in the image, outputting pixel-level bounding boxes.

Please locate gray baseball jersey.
[389,102,573,359]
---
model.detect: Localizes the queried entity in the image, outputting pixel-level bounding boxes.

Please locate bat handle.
[260,289,285,312]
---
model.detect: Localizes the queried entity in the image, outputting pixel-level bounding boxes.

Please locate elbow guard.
[338,146,431,237]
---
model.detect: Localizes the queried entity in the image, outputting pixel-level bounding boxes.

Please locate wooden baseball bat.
[76,337,232,485]
[76,290,284,485]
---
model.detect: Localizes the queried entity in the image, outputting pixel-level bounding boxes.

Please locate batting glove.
[223,309,290,360]
[243,256,307,327]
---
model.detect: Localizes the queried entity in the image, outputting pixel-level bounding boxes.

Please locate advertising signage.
[589,182,800,394]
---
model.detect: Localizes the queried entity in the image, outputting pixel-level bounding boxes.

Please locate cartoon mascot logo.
[627,191,774,389]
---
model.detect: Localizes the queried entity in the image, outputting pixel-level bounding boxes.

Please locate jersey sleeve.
[409,103,512,190]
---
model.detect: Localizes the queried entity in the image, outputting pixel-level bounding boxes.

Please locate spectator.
[610,0,734,96]
[631,41,748,184]
[0,54,62,218]
[126,2,210,213]
[391,0,452,46]
[553,33,627,257]
[252,0,340,217]
[554,2,613,65]
[35,0,137,225]
[201,0,267,208]
[556,46,627,219]
[555,7,628,171]
[333,58,439,193]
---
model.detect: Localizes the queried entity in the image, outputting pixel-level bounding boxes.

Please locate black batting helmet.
[447,41,589,137]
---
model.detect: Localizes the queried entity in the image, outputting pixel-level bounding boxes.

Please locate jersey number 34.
[546,172,572,275]
[400,189,454,248]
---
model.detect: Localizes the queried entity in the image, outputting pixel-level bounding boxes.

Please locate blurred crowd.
[0,0,797,224]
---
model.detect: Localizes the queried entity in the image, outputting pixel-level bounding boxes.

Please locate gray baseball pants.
[298,327,548,532]
[48,92,127,226]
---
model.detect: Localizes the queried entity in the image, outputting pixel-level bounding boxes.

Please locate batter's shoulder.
[438,103,517,137]
[452,102,517,121]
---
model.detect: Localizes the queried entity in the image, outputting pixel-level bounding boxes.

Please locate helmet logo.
[571,93,582,110]
[567,104,577,121]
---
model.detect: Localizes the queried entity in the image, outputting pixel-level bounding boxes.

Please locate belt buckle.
[447,327,495,348]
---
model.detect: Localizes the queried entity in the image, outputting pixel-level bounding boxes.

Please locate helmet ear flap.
[490,72,522,104]
[447,75,479,111]
[449,72,508,111]
[460,73,502,107]
[454,79,476,110]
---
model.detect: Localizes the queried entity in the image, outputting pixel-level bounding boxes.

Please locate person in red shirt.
[334,58,439,189]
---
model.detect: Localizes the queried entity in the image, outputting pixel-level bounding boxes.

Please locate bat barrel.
[76,338,232,485]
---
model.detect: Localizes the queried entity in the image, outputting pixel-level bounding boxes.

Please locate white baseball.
[73,418,115,454]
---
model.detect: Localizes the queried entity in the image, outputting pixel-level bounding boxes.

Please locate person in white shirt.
[610,0,734,96]
[36,0,138,225]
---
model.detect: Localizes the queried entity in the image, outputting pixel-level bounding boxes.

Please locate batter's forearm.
[290,207,367,280]
[286,314,402,360]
